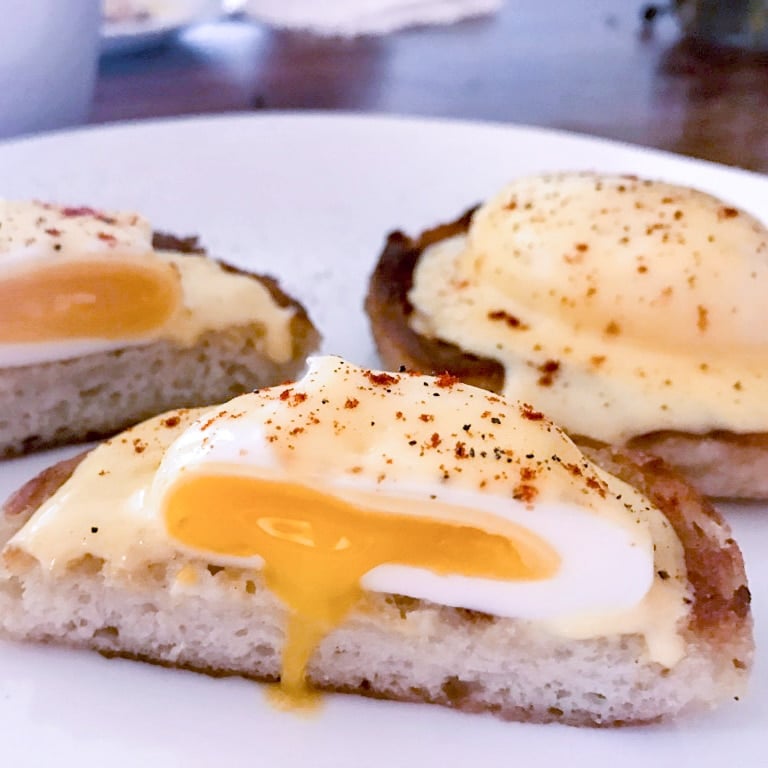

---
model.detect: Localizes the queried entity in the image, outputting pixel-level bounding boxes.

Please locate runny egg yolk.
[163,474,560,699]
[0,259,181,342]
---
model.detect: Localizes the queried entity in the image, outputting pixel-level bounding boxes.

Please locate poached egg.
[409,173,768,442]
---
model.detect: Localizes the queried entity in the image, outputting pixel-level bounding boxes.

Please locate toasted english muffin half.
[0,358,753,727]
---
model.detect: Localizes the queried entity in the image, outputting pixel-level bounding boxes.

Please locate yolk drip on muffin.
[164,475,558,697]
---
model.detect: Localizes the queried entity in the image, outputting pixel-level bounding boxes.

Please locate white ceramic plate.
[101,0,220,55]
[0,114,765,768]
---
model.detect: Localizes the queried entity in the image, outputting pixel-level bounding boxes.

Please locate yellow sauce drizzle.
[0,259,181,341]
[163,475,560,699]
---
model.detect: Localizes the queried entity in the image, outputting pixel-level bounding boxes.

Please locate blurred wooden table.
[94,0,768,173]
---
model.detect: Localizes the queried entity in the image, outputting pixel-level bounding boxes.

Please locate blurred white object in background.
[103,0,158,23]
[100,0,221,56]
[243,0,502,36]
[0,0,101,140]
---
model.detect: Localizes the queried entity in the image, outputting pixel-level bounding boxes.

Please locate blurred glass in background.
[0,0,101,140]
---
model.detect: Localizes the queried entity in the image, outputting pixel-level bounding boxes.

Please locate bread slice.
[365,213,768,499]
[0,429,753,727]
[0,233,320,457]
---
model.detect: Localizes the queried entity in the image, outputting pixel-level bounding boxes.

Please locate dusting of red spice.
[366,371,399,386]
[344,398,360,409]
[430,433,442,448]
[419,413,434,422]
[132,438,147,454]
[487,310,528,330]
[454,441,468,459]
[199,410,228,431]
[291,392,308,405]
[44,227,61,237]
[161,415,181,428]
[718,206,739,219]
[97,231,117,243]
[586,475,608,498]
[279,388,293,401]
[563,462,583,477]
[60,206,99,218]
[697,305,709,332]
[520,403,545,421]
[537,359,561,387]
[435,372,460,388]
[563,250,584,265]
[60,206,117,224]
[513,484,538,503]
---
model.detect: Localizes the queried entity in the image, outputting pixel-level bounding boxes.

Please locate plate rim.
[1,110,766,186]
